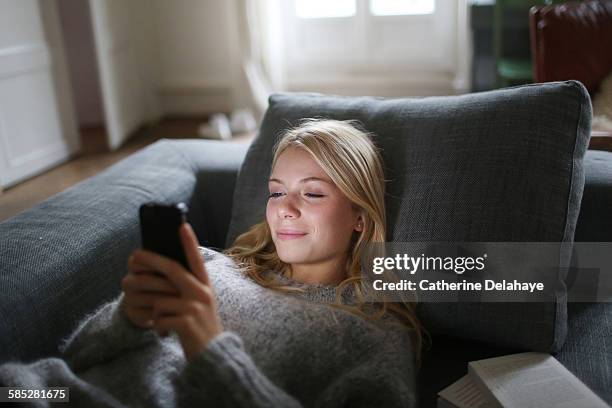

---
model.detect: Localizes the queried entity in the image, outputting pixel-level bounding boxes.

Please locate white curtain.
[234,0,286,120]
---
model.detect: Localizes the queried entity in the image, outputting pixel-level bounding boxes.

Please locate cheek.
[313,201,354,233]
[266,200,278,224]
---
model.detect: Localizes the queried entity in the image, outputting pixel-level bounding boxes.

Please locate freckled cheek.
[308,205,346,235]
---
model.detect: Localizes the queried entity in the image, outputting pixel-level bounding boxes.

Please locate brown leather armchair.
[530,0,612,150]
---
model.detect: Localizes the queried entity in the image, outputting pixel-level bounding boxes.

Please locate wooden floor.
[0,118,254,223]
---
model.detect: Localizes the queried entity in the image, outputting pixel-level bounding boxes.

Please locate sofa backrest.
[226,81,592,352]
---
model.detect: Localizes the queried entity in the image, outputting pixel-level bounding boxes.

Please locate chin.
[276,251,308,265]
[274,244,310,264]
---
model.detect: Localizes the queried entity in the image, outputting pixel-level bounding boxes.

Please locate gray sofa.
[1,82,610,407]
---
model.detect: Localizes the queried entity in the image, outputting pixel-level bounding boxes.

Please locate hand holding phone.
[123,210,225,361]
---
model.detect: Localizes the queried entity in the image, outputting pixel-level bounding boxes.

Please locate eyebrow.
[268,177,332,185]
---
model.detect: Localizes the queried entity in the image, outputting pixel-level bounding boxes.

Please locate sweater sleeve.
[58,292,159,372]
[175,331,302,408]
[0,357,129,407]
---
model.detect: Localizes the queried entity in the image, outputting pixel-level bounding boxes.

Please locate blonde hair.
[223,118,425,360]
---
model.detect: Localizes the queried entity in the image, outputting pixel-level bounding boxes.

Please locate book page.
[438,374,495,408]
[468,352,609,408]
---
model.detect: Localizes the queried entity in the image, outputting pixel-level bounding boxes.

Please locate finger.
[152,296,205,316]
[152,315,191,338]
[123,292,156,308]
[123,292,177,308]
[133,249,207,299]
[124,307,155,329]
[122,273,179,295]
[180,223,210,287]
[128,254,158,274]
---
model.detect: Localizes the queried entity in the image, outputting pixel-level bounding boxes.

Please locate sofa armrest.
[170,140,250,250]
[0,138,248,364]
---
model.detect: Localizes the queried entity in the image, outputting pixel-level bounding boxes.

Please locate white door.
[0,0,80,189]
[89,0,149,150]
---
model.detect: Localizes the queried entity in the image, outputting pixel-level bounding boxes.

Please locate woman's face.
[266,147,363,277]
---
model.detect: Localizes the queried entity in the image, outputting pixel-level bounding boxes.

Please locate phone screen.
[139,202,190,271]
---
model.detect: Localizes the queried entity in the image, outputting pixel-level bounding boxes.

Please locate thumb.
[180,223,211,287]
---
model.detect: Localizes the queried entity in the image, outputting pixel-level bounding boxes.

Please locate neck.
[287,258,347,285]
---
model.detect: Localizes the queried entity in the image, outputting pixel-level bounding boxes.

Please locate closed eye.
[268,192,324,199]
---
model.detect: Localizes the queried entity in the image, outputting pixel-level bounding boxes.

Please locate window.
[294,0,436,19]
[282,0,461,96]
[295,0,356,18]
[370,0,435,16]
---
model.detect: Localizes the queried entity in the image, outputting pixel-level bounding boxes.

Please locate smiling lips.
[276,229,308,240]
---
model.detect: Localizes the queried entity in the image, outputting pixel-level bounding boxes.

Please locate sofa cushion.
[226,81,592,352]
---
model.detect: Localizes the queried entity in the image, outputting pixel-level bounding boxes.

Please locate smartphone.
[139,202,190,272]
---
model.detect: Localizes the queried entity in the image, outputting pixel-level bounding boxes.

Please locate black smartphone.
[139,202,190,272]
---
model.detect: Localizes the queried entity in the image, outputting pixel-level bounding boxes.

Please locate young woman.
[122,119,423,406]
[0,119,422,407]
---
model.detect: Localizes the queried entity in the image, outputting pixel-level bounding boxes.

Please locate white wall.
[153,0,238,115]
[56,0,104,128]
[131,0,162,124]
[88,0,162,149]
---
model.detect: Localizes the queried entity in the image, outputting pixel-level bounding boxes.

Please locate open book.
[438,352,609,408]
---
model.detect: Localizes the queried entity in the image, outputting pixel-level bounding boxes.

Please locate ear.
[354,214,364,232]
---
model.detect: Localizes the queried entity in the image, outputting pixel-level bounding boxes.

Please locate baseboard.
[158,84,234,116]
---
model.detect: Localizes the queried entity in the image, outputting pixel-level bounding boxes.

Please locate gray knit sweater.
[0,247,416,407]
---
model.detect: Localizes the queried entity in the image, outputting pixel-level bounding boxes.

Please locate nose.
[278,193,300,219]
